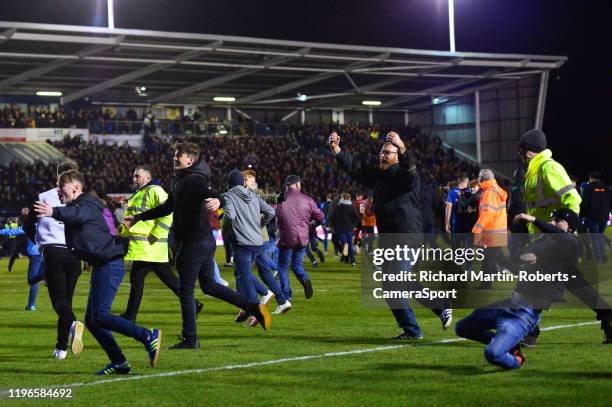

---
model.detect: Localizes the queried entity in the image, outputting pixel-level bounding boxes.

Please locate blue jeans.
[85,258,149,365]
[584,218,608,263]
[338,231,356,263]
[255,240,288,305]
[176,235,251,339]
[277,246,309,300]
[455,307,541,369]
[232,244,262,304]
[27,255,44,308]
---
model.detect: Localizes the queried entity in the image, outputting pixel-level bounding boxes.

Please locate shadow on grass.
[371,362,499,375]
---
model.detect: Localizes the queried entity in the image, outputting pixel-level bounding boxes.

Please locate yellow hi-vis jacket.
[117,184,173,262]
[5,221,18,239]
[524,149,581,234]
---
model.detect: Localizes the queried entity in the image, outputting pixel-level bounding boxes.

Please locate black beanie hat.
[551,208,580,232]
[519,129,547,153]
[227,169,245,189]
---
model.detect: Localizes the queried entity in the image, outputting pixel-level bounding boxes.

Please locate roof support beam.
[0,27,16,44]
[0,39,123,89]
[61,41,222,104]
[150,47,310,102]
[238,52,389,103]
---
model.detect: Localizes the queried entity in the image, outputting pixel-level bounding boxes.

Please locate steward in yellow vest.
[519,130,581,234]
[116,166,202,322]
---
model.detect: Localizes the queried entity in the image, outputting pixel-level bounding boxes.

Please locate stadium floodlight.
[432,97,448,105]
[213,96,236,102]
[36,91,62,96]
[362,100,381,106]
[296,94,308,102]
[448,0,455,52]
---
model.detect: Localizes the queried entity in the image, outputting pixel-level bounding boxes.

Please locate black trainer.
[301,279,313,299]
[169,337,200,349]
[392,331,423,340]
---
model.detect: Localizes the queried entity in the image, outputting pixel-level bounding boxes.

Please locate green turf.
[0,249,610,406]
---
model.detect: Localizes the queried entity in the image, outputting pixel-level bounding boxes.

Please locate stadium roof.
[0,21,567,111]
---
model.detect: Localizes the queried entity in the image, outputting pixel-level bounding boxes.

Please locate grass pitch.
[0,250,610,406]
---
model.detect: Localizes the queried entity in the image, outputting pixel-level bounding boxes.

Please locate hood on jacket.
[226,185,253,203]
[479,179,508,201]
[75,192,104,210]
[178,159,212,181]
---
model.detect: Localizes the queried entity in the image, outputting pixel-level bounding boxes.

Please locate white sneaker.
[69,321,84,357]
[273,301,292,315]
[260,291,275,306]
[53,349,67,360]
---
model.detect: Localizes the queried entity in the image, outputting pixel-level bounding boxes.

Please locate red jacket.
[275,188,324,248]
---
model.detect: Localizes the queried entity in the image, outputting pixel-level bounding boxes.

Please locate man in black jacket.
[35,170,161,375]
[123,142,271,349]
[329,131,452,339]
[329,192,360,266]
[581,171,611,263]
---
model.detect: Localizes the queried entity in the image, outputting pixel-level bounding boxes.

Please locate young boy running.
[34,170,161,375]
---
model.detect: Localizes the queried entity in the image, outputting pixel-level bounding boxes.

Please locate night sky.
[1,0,609,179]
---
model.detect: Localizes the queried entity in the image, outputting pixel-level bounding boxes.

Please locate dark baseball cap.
[285,174,301,186]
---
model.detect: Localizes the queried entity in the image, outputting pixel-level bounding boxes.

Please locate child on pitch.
[34,170,161,375]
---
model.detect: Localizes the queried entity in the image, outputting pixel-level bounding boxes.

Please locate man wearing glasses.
[329,131,453,340]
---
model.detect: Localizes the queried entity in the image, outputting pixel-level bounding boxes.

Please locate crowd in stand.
[0,124,481,222]
[0,105,219,130]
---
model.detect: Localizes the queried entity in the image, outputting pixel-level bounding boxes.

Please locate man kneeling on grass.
[455,208,587,369]
[34,170,161,376]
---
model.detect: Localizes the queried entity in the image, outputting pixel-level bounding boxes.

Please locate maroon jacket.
[275,188,324,248]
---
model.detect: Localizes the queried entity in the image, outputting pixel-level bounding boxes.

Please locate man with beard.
[329,131,452,339]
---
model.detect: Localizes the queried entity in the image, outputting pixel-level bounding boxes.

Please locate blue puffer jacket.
[0,226,39,256]
[52,192,126,266]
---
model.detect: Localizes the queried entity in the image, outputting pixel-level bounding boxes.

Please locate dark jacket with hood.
[52,192,125,266]
[136,159,225,241]
[330,199,360,234]
[335,150,422,234]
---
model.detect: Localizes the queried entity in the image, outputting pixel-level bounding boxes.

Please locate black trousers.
[123,260,199,321]
[176,235,251,339]
[8,236,27,270]
[42,246,82,351]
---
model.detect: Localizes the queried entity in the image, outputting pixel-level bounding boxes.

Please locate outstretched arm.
[330,132,379,188]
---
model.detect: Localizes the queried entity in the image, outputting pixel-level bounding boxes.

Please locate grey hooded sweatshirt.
[223,185,275,246]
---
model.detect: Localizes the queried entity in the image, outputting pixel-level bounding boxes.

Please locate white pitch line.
[0,320,599,394]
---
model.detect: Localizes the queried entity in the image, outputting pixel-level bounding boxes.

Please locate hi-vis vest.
[117,184,173,262]
[5,221,18,240]
[472,179,508,247]
[524,149,581,234]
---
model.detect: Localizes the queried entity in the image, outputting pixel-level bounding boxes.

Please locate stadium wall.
[408,77,539,178]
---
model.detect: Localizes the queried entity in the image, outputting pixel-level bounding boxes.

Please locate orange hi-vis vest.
[472,178,508,247]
